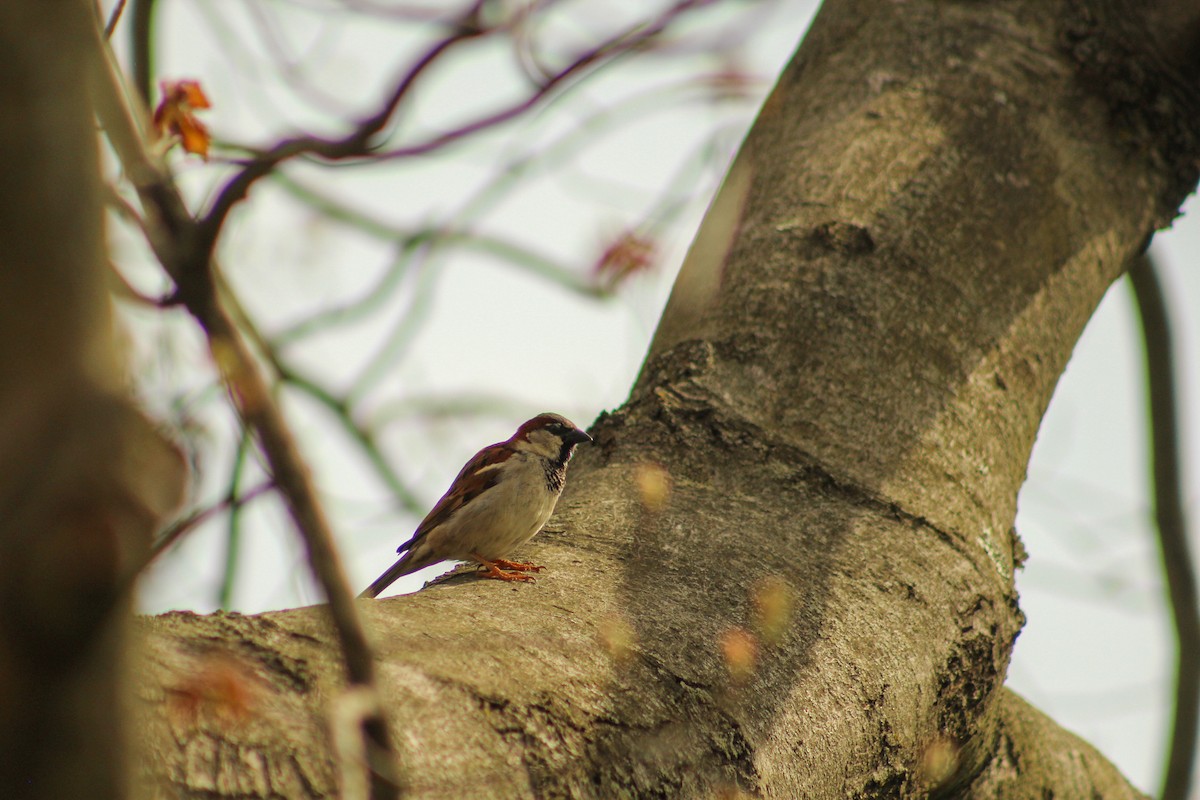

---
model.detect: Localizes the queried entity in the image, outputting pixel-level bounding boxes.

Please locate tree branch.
[130,1,1200,795]
[193,1,491,261]
[370,0,713,164]
[128,0,156,104]
[87,19,398,799]
[140,479,273,576]
[196,301,398,799]
[103,0,127,39]
[1128,253,1199,800]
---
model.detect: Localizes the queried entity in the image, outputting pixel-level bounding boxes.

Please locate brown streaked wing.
[397,442,514,554]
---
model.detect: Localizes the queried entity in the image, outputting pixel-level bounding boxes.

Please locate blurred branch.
[371,391,532,427]
[194,0,491,261]
[278,364,425,514]
[88,22,398,800]
[271,234,425,347]
[454,75,752,224]
[240,1,362,118]
[129,0,156,104]
[107,261,164,307]
[346,257,440,402]
[145,479,274,572]
[325,0,487,22]
[272,174,604,322]
[218,430,254,608]
[103,0,127,39]
[187,291,399,800]
[1128,254,1199,800]
[215,273,425,514]
[372,0,713,163]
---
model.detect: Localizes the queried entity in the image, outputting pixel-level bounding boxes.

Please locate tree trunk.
[131,0,1198,797]
[0,3,185,800]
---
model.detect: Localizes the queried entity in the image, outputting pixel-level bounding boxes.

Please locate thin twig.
[194,1,490,259]
[280,365,424,514]
[106,262,166,306]
[139,480,274,580]
[212,270,425,514]
[271,237,425,345]
[1128,254,1199,800]
[372,0,711,163]
[218,431,254,608]
[270,174,603,317]
[104,0,127,38]
[129,0,157,104]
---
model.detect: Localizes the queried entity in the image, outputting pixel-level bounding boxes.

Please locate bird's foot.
[478,564,537,582]
[490,558,544,573]
[471,554,539,582]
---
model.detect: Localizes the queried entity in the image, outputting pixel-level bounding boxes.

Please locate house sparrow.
[359,413,591,598]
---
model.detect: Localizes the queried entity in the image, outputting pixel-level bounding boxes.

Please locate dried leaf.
[594,230,656,288]
[153,79,212,159]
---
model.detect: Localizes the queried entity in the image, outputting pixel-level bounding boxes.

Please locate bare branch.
[213,271,425,514]
[144,479,273,572]
[103,0,127,39]
[194,2,491,260]
[279,364,424,514]
[218,430,255,608]
[270,176,605,324]
[129,0,156,104]
[1128,254,1199,800]
[371,0,714,163]
[88,21,398,798]
[201,302,398,799]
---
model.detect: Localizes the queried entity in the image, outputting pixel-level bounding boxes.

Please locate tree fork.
[133,0,1200,797]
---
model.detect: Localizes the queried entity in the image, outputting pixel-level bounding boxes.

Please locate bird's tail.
[358,543,437,598]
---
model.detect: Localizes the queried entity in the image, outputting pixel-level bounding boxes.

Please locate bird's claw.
[490,558,544,573]
[479,564,537,582]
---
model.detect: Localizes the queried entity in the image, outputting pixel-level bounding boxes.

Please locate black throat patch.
[543,461,566,493]
[544,442,577,493]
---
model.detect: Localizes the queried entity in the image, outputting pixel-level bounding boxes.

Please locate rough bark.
[0,3,185,800]
[130,0,1199,798]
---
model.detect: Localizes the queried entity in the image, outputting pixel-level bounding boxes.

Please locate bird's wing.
[396,441,514,555]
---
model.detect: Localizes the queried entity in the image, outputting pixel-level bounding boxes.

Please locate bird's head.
[512,413,591,463]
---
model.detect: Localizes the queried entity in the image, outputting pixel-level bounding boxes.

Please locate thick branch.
[132,0,1200,797]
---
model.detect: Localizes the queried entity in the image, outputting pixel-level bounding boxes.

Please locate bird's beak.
[566,428,592,446]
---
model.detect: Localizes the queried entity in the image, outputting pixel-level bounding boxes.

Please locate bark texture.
[131,0,1199,797]
[0,3,185,800]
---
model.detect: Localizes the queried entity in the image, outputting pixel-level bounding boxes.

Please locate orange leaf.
[153,79,213,159]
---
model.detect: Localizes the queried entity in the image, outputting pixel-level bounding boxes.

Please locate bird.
[359,413,591,598]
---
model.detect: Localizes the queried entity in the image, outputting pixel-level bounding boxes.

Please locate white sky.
[110,0,1198,792]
